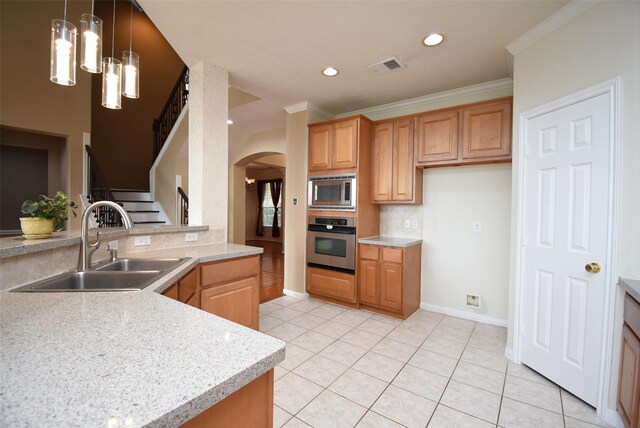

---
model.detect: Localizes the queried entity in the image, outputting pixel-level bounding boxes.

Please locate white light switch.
[472,221,482,233]
[405,219,411,229]
[185,232,198,242]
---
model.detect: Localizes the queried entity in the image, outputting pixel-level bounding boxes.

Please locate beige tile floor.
[260,295,613,428]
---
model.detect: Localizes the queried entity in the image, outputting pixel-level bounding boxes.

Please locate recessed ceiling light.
[227,119,234,125]
[423,33,445,47]
[322,67,339,77]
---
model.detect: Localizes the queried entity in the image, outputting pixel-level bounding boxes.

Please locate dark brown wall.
[91,0,185,190]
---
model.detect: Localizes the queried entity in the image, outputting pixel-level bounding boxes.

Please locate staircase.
[111,190,167,225]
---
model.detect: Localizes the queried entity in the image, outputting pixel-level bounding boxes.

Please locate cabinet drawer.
[382,247,403,264]
[200,256,259,288]
[360,245,379,261]
[307,267,356,302]
[625,293,640,337]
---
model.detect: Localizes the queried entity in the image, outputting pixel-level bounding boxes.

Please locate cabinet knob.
[585,262,601,273]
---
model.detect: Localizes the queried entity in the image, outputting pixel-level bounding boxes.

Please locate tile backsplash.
[379,205,423,238]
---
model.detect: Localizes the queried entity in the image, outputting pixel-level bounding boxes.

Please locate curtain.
[270,179,283,238]
[255,181,266,236]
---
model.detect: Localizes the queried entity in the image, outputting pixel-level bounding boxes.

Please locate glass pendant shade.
[101,58,122,109]
[50,19,77,86]
[122,51,139,98]
[80,14,103,73]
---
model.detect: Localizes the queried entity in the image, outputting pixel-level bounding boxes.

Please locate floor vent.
[368,57,406,74]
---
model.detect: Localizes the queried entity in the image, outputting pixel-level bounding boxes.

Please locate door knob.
[585,262,601,273]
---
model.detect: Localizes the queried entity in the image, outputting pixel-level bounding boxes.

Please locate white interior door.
[520,92,611,406]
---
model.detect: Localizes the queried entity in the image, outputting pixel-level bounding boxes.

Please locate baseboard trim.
[602,408,624,428]
[420,303,508,327]
[283,289,309,299]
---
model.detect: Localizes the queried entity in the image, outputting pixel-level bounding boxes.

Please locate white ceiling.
[139,0,567,147]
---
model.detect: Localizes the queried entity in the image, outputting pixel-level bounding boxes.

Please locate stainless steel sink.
[13,271,163,292]
[95,258,188,272]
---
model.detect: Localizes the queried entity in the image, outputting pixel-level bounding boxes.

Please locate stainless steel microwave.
[308,174,356,211]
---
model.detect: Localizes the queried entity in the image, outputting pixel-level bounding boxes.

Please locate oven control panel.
[308,216,356,228]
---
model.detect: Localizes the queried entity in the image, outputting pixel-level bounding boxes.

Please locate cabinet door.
[461,100,511,159]
[201,277,259,330]
[178,269,198,304]
[618,324,640,428]
[359,260,379,305]
[416,110,459,163]
[392,119,415,201]
[331,119,358,169]
[162,283,178,300]
[372,123,393,202]
[309,124,332,171]
[380,262,402,310]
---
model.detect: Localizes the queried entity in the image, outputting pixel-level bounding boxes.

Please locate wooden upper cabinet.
[331,119,358,169]
[416,110,459,163]
[372,123,393,202]
[371,119,422,204]
[308,117,364,173]
[461,99,512,160]
[309,124,332,171]
[392,119,415,201]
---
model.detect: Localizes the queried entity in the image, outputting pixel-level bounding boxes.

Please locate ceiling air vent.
[368,57,406,74]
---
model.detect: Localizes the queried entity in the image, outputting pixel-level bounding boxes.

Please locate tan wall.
[509,1,639,412]
[0,0,92,230]
[152,109,188,224]
[283,111,308,294]
[90,0,185,190]
[245,168,284,243]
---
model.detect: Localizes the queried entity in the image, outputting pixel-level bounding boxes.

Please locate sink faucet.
[78,201,133,271]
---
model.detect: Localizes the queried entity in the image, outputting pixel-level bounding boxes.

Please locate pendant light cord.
[91,0,94,16]
[63,0,67,21]
[111,0,116,57]
[129,1,133,52]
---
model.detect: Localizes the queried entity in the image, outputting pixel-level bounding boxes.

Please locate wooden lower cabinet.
[306,266,356,304]
[181,369,273,428]
[161,255,260,330]
[201,277,259,330]
[200,256,260,330]
[357,244,421,319]
[619,293,640,428]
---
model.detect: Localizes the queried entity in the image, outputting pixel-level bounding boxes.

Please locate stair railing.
[152,66,189,161]
[177,186,188,225]
[85,145,123,227]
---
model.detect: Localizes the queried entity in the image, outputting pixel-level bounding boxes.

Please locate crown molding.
[506,0,599,56]
[337,78,513,121]
[283,101,308,114]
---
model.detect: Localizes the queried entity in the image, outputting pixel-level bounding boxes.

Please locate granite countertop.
[358,235,423,248]
[0,225,209,259]
[0,243,285,427]
[620,277,640,303]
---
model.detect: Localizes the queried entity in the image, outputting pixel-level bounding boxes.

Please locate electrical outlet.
[134,236,151,246]
[411,219,418,229]
[107,240,118,250]
[472,221,482,233]
[466,294,481,309]
[404,219,411,228]
[185,232,198,242]
[293,197,298,206]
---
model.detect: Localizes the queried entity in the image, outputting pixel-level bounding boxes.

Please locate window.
[262,183,282,227]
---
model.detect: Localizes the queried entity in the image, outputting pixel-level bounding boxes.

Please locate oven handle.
[307,224,356,235]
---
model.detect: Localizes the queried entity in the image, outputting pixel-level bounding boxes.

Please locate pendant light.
[122,1,139,99]
[102,0,122,109]
[50,0,77,86]
[80,0,103,73]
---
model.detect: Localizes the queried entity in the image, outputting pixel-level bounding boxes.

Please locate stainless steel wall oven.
[307,216,356,274]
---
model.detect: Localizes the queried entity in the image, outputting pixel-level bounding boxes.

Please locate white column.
[188,61,228,239]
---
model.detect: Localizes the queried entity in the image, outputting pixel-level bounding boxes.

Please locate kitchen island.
[0,242,286,427]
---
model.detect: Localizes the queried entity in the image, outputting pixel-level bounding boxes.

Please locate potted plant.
[20,191,78,239]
